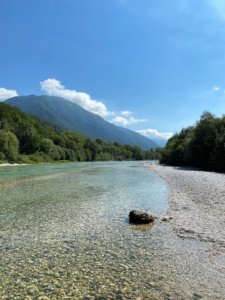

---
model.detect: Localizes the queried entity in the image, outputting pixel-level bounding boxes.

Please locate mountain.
[6,95,157,150]
[150,138,167,148]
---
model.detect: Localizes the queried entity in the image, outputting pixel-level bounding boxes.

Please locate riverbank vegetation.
[0,103,161,163]
[160,111,225,172]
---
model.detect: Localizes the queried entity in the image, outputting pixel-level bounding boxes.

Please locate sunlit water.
[0,162,223,299]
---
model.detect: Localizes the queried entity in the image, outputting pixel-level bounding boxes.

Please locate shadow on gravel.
[174,166,200,172]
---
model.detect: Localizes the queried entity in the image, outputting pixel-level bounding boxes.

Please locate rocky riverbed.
[1,162,225,299]
[150,164,225,292]
[149,164,225,248]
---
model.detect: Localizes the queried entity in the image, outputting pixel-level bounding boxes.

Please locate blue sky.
[1,0,225,140]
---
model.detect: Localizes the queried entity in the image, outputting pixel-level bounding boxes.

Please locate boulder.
[129,210,157,224]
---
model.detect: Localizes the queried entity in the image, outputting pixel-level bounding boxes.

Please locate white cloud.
[137,128,174,140]
[0,88,18,101]
[112,111,146,126]
[213,85,220,91]
[40,78,111,117]
[120,110,132,117]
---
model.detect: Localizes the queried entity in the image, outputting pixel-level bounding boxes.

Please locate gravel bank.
[150,164,225,249]
[0,163,28,167]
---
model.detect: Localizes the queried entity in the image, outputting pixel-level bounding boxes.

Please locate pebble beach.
[148,164,225,299]
[150,164,225,248]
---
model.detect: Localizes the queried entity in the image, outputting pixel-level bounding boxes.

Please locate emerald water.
[0,162,220,300]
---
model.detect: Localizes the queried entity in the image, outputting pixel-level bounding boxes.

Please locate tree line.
[160,111,225,172]
[0,103,161,163]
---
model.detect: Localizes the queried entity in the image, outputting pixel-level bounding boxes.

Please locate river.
[0,162,214,299]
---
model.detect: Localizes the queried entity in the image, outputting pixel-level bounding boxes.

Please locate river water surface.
[0,162,220,299]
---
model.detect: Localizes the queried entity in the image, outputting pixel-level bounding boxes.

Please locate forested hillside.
[0,103,160,163]
[6,95,158,150]
[160,112,225,172]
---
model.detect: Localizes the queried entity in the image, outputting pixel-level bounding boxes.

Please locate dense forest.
[0,103,161,163]
[160,111,225,172]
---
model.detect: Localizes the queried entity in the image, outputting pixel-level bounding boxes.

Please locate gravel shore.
[0,163,28,167]
[148,163,225,299]
[149,164,225,249]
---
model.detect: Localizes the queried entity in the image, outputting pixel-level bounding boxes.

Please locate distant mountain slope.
[6,95,157,149]
[150,138,167,148]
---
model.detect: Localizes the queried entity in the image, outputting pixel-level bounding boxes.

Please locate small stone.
[27,284,39,295]
[149,281,155,287]
[161,216,173,222]
[16,279,22,285]
[193,292,203,299]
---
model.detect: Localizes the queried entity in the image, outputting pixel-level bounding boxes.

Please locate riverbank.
[0,163,28,167]
[149,164,225,251]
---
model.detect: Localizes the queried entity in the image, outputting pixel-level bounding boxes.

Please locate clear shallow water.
[0,162,221,300]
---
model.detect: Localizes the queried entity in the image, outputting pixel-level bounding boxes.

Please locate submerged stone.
[129,210,157,224]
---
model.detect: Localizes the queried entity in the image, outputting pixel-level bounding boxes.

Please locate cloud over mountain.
[40,78,111,117]
[112,111,146,126]
[0,88,18,101]
[40,78,148,126]
[137,128,173,140]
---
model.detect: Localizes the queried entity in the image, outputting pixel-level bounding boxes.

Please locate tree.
[0,130,19,161]
[160,111,225,172]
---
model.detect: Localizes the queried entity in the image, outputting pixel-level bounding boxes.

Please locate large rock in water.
[129,210,157,224]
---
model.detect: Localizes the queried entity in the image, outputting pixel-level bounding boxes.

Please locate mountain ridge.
[6,95,157,150]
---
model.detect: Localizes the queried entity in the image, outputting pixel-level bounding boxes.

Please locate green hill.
[0,103,160,163]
